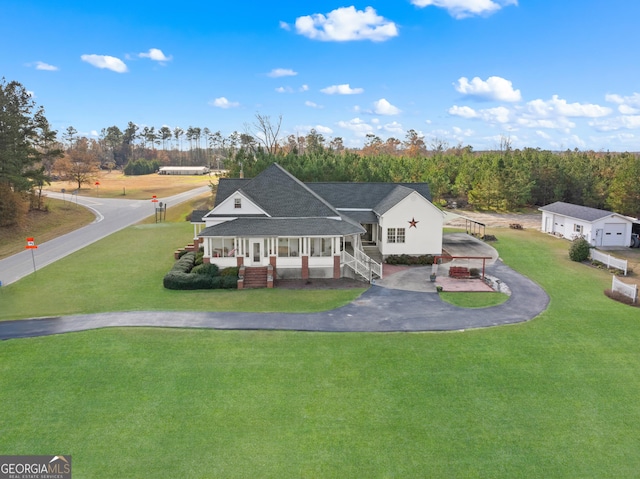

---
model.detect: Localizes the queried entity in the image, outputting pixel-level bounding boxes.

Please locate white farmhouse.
[191,163,444,287]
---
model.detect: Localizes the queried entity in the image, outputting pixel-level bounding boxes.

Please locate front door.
[251,240,262,265]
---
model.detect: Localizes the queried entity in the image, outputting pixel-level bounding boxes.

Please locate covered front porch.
[199,233,382,286]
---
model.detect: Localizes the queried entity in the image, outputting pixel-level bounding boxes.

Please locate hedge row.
[163,252,238,290]
[385,254,435,265]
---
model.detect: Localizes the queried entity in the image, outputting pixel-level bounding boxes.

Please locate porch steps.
[242,266,268,289]
[362,246,383,264]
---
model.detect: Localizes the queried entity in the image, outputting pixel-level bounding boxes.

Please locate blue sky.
[2,0,639,151]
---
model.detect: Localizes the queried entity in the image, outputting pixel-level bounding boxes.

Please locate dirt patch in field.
[446,210,541,230]
[46,171,216,199]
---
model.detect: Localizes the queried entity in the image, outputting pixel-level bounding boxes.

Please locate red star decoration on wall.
[409,217,419,228]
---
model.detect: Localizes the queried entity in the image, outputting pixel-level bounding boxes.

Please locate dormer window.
[234,198,242,209]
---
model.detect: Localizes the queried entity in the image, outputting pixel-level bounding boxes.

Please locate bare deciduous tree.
[250,113,282,155]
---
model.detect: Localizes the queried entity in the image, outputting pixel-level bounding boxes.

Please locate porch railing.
[341,249,383,282]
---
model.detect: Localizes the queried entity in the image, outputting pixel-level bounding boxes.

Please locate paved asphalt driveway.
[0,259,549,339]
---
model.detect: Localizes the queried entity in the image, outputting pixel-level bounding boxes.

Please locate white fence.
[612,275,638,303]
[591,250,628,276]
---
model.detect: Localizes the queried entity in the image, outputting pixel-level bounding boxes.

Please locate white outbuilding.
[158,166,210,175]
[539,201,634,247]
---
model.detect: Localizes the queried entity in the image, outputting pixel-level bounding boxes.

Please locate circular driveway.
[0,260,549,339]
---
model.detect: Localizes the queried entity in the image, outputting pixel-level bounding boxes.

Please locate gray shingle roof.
[190,210,209,223]
[306,182,431,208]
[214,179,248,207]
[374,185,415,215]
[539,201,618,222]
[202,163,434,230]
[224,164,340,218]
[199,216,365,237]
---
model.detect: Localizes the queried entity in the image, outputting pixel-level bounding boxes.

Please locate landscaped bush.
[195,250,204,265]
[469,267,480,278]
[171,252,196,273]
[220,267,240,277]
[163,271,216,290]
[163,253,237,290]
[569,236,591,262]
[192,263,219,276]
[385,254,435,265]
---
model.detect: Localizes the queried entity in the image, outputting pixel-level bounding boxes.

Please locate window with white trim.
[310,238,331,257]
[234,198,241,209]
[387,228,406,244]
[278,237,299,257]
[574,224,583,234]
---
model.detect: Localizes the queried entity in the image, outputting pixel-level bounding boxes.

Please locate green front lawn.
[2,229,640,477]
[0,222,363,320]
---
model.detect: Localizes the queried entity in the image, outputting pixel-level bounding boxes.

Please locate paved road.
[0,186,210,286]
[0,260,549,339]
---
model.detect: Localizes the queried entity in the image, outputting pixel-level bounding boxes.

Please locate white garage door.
[602,223,627,246]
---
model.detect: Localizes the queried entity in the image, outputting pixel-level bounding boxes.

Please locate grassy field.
[440,291,509,308]
[1,171,215,260]
[46,170,215,199]
[0,198,95,259]
[0,220,362,320]
[2,228,640,477]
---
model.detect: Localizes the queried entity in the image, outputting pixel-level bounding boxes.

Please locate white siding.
[208,192,266,220]
[378,192,443,257]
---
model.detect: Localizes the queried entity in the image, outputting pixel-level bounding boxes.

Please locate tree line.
[2,78,640,230]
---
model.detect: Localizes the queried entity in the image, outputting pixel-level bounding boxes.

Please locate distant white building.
[158,166,210,175]
[539,201,634,247]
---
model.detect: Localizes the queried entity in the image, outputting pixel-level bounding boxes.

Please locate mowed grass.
[2,229,640,477]
[0,221,362,319]
[47,170,215,199]
[440,291,509,308]
[0,198,95,259]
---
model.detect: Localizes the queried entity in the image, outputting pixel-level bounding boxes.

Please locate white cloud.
[373,98,401,115]
[517,116,575,130]
[605,92,640,107]
[210,97,240,109]
[411,0,518,19]
[455,76,521,102]
[449,105,478,118]
[337,117,375,136]
[81,54,128,73]
[300,84,309,92]
[321,84,364,95]
[275,86,293,93]
[449,104,510,123]
[590,115,640,132]
[383,121,404,134]
[526,95,611,118]
[139,48,172,62]
[305,101,323,109]
[536,130,552,140]
[618,105,640,115]
[479,106,511,123]
[33,61,58,71]
[294,124,334,135]
[279,21,291,31]
[294,6,398,42]
[605,92,640,114]
[267,68,297,78]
